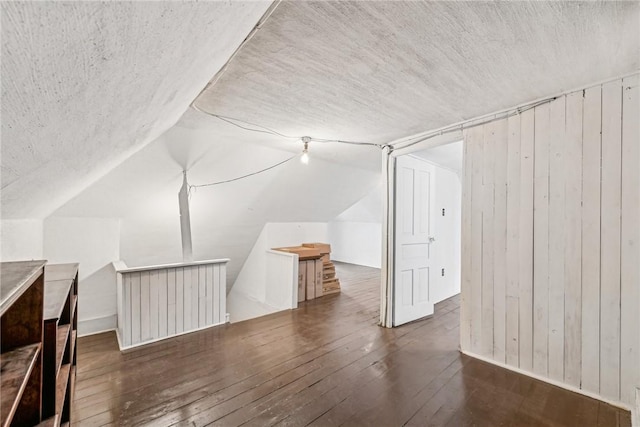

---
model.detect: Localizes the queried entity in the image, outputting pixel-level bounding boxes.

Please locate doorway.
[382,139,463,327]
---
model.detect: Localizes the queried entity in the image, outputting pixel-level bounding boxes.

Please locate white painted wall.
[263,223,328,260]
[429,165,462,304]
[460,76,639,410]
[228,222,327,322]
[231,224,270,304]
[119,215,183,268]
[328,222,381,268]
[1,217,120,335]
[328,183,382,268]
[0,219,43,261]
[43,217,120,335]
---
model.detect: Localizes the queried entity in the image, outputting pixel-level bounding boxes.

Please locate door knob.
[429,236,436,243]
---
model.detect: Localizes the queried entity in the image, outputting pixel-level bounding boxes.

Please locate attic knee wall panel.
[460,76,640,408]
[581,85,602,395]
[620,74,640,405]
[118,263,227,349]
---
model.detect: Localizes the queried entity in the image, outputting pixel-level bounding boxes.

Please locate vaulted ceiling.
[2,1,639,220]
[194,1,639,147]
[1,1,271,218]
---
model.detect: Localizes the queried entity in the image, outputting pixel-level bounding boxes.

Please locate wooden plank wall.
[118,262,227,349]
[460,76,640,407]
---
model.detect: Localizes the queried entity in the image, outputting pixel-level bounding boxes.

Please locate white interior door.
[394,155,435,326]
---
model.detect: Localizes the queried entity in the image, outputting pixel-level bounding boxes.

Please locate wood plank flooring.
[72,263,631,426]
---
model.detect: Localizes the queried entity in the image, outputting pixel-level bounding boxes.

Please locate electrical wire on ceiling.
[186,68,574,192]
[186,104,388,191]
[192,92,558,157]
[185,93,558,190]
[391,96,557,151]
[208,113,299,139]
[191,103,386,149]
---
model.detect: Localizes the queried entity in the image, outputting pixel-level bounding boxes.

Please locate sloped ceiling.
[195,1,639,147]
[1,1,272,219]
[3,1,638,230]
[52,119,380,286]
[413,141,464,175]
[10,0,637,288]
[332,182,383,224]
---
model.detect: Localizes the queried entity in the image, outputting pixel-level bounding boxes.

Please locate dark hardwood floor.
[73,263,631,426]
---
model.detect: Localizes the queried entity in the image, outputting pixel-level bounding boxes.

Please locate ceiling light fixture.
[300,136,311,164]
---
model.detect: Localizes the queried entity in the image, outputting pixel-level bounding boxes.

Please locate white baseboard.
[78,314,117,337]
[460,349,633,414]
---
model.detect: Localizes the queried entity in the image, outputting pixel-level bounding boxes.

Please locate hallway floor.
[73,262,631,426]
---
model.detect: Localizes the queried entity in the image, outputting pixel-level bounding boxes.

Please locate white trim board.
[115,258,229,274]
[461,350,634,414]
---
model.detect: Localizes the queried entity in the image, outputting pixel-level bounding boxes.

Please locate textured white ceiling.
[196,1,639,147]
[3,1,638,221]
[1,1,272,218]
[176,108,383,172]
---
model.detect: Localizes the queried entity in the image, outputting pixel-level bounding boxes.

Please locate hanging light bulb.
[300,137,310,164]
[300,144,309,164]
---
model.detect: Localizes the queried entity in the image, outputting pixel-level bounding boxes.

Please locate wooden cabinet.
[1,260,46,427]
[41,264,78,427]
[0,261,78,427]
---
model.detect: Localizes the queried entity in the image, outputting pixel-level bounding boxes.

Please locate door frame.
[380,131,463,327]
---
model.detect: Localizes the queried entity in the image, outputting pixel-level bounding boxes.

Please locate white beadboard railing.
[114,259,229,350]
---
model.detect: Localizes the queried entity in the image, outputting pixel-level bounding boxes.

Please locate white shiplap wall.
[460,75,640,408]
[116,260,228,350]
